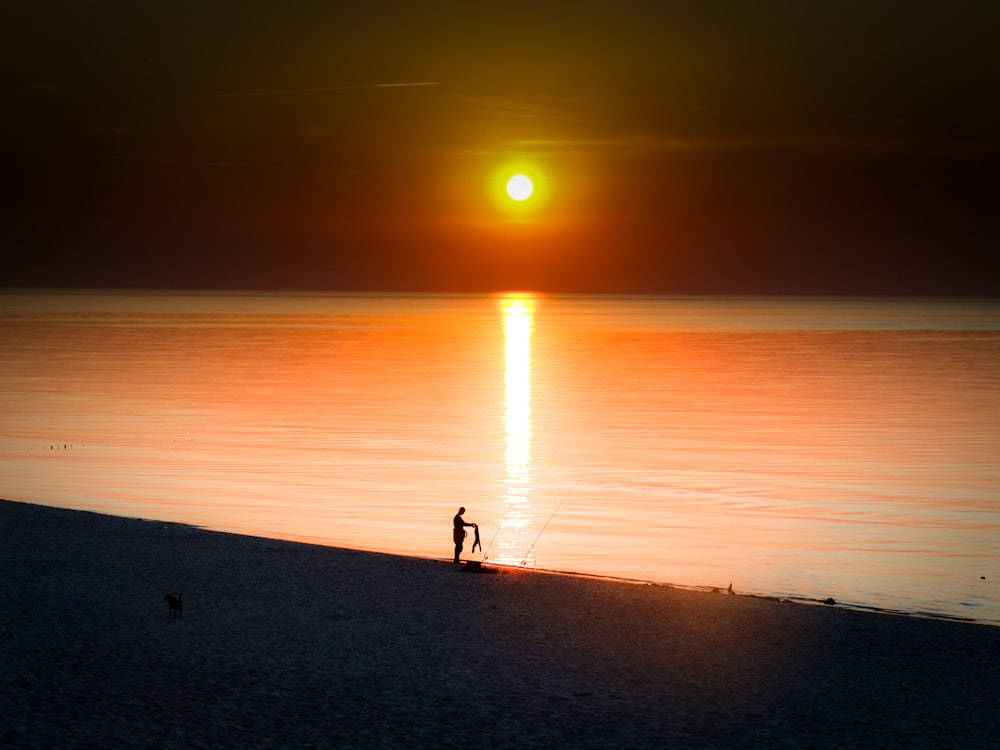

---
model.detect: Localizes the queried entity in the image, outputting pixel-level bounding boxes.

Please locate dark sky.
[4,1,998,294]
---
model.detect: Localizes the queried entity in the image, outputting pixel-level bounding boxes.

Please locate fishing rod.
[519,483,575,567]
[482,520,503,562]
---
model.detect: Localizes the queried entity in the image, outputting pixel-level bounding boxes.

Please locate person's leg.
[454,540,462,563]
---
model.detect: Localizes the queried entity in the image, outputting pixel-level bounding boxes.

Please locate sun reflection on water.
[490,294,536,565]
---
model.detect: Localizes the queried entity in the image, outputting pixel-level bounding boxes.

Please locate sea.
[2,291,998,625]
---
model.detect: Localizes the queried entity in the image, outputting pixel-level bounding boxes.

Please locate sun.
[488,161,548,219]
[506,174,534,201]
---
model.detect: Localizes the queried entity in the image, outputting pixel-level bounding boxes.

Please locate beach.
[3,499,998,749]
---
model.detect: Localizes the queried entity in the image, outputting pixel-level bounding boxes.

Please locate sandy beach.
[3,499,998,749]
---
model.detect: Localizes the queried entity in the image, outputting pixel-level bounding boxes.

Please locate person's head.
[458,507,465,515]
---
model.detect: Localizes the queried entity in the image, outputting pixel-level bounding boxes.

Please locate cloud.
[213,82,443,98]
[507,133,997,160]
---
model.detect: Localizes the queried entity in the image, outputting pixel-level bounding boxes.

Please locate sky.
[3,1,998,295]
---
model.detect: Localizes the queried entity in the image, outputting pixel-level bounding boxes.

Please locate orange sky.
[3,2,998,294]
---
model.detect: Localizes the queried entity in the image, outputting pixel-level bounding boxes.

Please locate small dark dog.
[164,593,183,618]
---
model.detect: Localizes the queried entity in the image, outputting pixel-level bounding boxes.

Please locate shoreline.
[14,497,994,629]
[474,561,994,628]
[4,498,999,748]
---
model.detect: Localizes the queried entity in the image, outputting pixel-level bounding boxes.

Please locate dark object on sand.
[165,593,183,617]
[462,560,497,574]
[823,597,837,606]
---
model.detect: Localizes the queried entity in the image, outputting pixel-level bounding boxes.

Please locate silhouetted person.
[453,507,477,563]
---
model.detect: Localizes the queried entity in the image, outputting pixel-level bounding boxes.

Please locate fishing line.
[519,483,576,567]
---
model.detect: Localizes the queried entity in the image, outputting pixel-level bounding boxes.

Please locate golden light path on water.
[489,294,535,566]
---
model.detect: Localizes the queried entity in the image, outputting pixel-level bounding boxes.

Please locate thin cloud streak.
[510,133,998,159]
[213,82,443,98]
[0,147,376,175]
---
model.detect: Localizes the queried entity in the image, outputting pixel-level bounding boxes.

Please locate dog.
[164,593,183,618]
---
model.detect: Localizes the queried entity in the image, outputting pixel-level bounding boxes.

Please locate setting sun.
[506,174,534,201]
[487,160,550,220]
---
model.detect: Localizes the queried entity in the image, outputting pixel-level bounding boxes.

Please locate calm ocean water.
[2,291,999,624]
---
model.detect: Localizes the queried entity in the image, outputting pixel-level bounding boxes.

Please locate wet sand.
[2,498,998,749]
